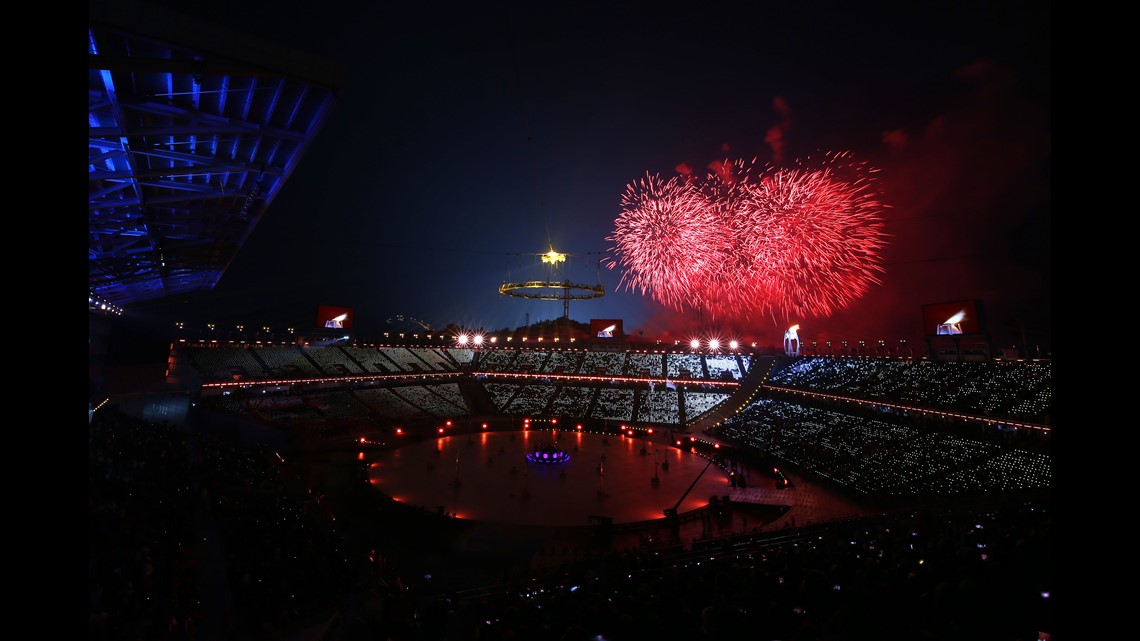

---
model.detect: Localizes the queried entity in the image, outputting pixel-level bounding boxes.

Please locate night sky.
[134,1,1050,353]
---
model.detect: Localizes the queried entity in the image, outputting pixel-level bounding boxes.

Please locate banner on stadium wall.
[920,300,985,337]
[316,305,355,330]
[589,319,623,339]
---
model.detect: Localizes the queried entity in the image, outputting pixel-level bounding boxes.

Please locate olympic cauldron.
[525,440,571,464]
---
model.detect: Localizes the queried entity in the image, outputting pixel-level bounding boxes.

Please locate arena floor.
[366,430,736,527]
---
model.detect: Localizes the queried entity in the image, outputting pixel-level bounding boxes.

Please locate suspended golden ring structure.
[498,280,605,300]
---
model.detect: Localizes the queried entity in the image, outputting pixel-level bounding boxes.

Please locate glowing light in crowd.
[608,151,888,321]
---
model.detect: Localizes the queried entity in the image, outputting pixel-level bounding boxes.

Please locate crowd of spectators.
[304,344,369,375]
[390,383,470,417]
[89,408,203,640]
[625,352,663,377]
[254,346,323,377]
[480,380,733,426]
[379,347,439,372]
[95,350,1054,640]
[337,345,398,374]
[547,385,596,416]
[638,388,681,424]
[196,430,358,639]
[666,352,702,378]
[325,499,1052,641]
[90,400,1054,641]
[715,398,1050,498]
[580,351,626,376]
[180,344,758,387]
[765,357,1051,425]
[542,349,585,374]
[503,382,559,415]
[684,391,733,421]
[706,353,748,380]
[593,388,636,421]
[200,384,477,434]
[90,406,364,640]
[184,345,266,381]
[474,349,518,372]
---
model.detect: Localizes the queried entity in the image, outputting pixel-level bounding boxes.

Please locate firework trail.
[609,151,889,322]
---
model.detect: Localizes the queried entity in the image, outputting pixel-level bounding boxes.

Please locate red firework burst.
[735,151,889,319]
[609,151,889,322]
[605,172,725,311]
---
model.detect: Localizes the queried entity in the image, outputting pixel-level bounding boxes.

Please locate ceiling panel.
[89,0,344,309]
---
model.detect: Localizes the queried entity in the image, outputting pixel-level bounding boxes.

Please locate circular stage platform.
[367,430,734,527]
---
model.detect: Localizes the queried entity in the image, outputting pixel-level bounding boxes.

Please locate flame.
[541,249,566,265]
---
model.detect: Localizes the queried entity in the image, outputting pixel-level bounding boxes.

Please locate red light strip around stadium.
[200,370,740,390]
[200,372,467,389]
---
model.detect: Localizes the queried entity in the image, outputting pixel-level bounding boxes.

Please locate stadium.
[89,3,1051,641]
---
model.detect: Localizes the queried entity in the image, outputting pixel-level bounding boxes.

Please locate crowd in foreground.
[90,401,1053,641]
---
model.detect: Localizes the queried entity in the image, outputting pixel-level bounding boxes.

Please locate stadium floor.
[368,430,738,526]
[294,429,871,557]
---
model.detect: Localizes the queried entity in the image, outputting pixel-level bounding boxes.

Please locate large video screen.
[921,300,984,337]
[316,305,354,330]
[590,319,623,339]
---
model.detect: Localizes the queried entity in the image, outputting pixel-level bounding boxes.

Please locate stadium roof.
[88,0,344,309]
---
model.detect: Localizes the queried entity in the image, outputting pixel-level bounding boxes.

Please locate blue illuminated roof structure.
[88,0,344,309]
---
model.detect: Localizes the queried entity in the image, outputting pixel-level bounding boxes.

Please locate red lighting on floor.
[358,452,365,460]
